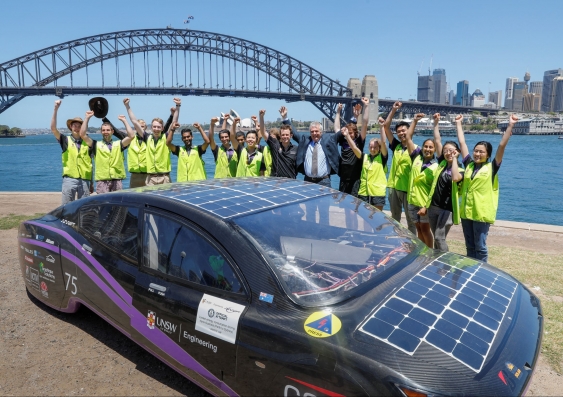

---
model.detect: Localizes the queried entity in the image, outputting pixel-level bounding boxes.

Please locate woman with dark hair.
[457,114,517,261]
[405,113,442,248]
[419,123,464,252]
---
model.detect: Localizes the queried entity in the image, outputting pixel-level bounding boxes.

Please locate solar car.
[18,178,542,396]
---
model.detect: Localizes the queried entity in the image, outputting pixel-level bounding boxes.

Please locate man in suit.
[283,110,341,224]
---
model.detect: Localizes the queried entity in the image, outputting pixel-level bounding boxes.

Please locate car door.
[131,208,249,389]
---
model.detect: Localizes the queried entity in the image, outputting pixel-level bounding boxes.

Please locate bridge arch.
[0,28,354,119]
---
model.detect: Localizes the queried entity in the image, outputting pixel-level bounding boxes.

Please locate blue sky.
[1,0,561,128]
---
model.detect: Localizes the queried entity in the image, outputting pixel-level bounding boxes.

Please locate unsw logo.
[146,310,177,334]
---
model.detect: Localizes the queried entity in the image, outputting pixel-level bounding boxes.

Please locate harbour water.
[1,133,561,226]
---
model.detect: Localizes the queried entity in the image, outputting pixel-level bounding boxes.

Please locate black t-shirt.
[267,135,298,179]
[211,145,235,162]
[430,155,462,211]
[338,136,366,180]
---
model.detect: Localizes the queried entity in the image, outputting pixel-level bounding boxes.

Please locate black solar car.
[18,178,542,396]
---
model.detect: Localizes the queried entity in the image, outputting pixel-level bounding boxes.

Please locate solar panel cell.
[375,307,404,326]
[388,328,420,353]
[466,321,494,343]
[450,300,476,317]
[426,329,456,353]
[418,298,445,314]
[452,343,483,370]
[409,307,437,326]
[460,332,489,355]
[434,319,464,340]
[473,311,499,330]
[398,317,429,338]
[442,310,470,329]
[412,275,435,289]
[396,288,422,304]
[362,318,395,339]
[477,304,504,322]
[386,298,414,315]
[425,290,451,306]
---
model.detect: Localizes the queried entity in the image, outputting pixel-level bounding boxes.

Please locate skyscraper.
[488,90,502,108]
[541,69,563,112]
[456,80,469,106]
[417,75,434,102]
[512,82,528,111]
[550,76,563,112]
[448,90,455,105]
[504,77,518,110]
[432,69,447,104]
[471,89,486,107]
[529,81,543,95]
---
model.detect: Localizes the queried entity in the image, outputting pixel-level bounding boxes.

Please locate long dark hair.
[474,141,493,160]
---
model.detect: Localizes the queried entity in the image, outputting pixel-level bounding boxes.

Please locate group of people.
[51,97,516,262]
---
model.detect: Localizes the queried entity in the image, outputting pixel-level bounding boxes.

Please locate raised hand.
[117,115,126,122]
[170,107,175,114]
[433,112,441,124]
[353,103,362,118]
[414,113,425,122]
[223,113,231,120]
[259,109,266,116]
[173,97,181,106]
[211,116,219,124]
[233,117,241,125]
[279,106,287,119]
[378,116,386,126]
[341,127,349,137]
[336,103,343,112]
[393,101,403,110]
[509,114,518,125]
[455,114,463,123]
[54,100,61,108]
[171,122,181,130]
[123,98,130,106]
[361,97,369,106]
[251,115,258,126]
[193,122,201,129]
[85,110,95,119]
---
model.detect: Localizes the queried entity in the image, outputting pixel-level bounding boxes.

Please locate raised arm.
[342,127,362,159]
[169,98,181,132]
[432,113,443,156]
[334,103,343,133]
[221,112,229,130]
[496,114,517,164]
[193,122,210,151]
[123,98,145,137]
[451,151,463,182]
[352,103,362,123]
[165,122,180,152]
[50,100,62,140]
[379,117,388,157]
[279,106,299,142]
[117,115,135,147]
[209,116,219,151]
[406,113,424,154]
[455,115,469,159]
[163,106,175,134]
[230,117,241,151]
[384,101,402,143]
[258,109,268,142]
[80,111,95,147]
[250,115,263,146]
[360,97,370,141]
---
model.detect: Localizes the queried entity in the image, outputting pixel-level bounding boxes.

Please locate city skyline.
[1,0,562,127]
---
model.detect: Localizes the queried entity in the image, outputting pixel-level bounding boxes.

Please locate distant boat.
[559,136,563,139]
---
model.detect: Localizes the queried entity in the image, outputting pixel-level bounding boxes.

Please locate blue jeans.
[461,218,491,262]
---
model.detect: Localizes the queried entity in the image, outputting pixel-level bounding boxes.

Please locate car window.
[234,193,419,306]
[143,213,243,293]
[79,205,139,259]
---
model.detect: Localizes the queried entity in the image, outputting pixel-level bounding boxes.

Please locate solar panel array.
[359,253,517,372]
[143,177,332,219]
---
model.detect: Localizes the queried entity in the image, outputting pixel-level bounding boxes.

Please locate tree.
[0,125,9,135]
[10,127,22,136]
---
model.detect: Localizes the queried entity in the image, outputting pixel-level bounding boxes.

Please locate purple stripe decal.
[27,221,133,305]
[22,224,239,396]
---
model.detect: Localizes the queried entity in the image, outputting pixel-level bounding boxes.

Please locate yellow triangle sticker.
[304,311,342,338]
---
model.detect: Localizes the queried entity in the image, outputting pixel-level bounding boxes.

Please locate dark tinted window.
[143,213,243,293]
[79,205,139,259]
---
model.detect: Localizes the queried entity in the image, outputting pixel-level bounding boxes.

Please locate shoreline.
[1,191,561,232]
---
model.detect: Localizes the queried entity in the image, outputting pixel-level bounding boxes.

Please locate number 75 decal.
[64,272,78,295]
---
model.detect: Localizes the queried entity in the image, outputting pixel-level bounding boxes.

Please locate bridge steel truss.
[0,28,356,120]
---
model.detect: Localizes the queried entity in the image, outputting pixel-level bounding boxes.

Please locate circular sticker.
[304,311,342,338]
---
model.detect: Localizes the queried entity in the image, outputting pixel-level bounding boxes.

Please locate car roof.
[128,177,333,220]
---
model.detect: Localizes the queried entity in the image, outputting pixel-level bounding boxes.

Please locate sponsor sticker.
[36,234,45,241]
[45,238,55,245]
[195,294,245,344]
[147,310,156,329]
[46,255,55,263]
[24,255,33,263]
[39,263,56,282]
[146,310,177,335]
[259,292,274,303]
[34,250,45,259]
[41,281,49,298]
[30,268,40,290]
[25,265,30,280]
[304,311,342,338]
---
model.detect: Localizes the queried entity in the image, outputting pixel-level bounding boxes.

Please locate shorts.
[146,173,171,186]
[408,203,429,224]
[129,172,147,188]
[96,179,123,194]
[339,179,360,197]
[358,195,385,208]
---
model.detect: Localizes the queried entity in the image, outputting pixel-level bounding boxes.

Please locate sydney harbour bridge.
[0,28,498,121]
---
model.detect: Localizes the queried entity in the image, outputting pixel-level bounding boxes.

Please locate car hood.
[339,251,543,395]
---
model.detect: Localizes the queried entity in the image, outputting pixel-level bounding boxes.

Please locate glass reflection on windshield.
[234,193,418,305]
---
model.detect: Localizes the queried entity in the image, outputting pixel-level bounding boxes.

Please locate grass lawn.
[0,213,45,230]
[449,240,563,373]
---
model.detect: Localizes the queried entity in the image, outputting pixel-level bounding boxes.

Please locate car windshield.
[234,193,419,305]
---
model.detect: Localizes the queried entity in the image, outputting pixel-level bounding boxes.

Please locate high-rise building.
[456,80,469,106]
[361,75,379,125]
[529,81,543,95]
[505,77,518,110]
[523,93,541,112]
[417,75,434,102]
[347,78,361,98]
[512,82,528,111]
[432,69,447,104]
[448,90,455,105]
[541,69,563,112]
[550,76,563,112]
[488,90,502,108]
[471,89,486,107]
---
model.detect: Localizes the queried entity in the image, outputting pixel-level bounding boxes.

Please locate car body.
[18,177,542,396]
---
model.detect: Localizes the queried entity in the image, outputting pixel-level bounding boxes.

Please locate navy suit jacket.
[283,120,341,175]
